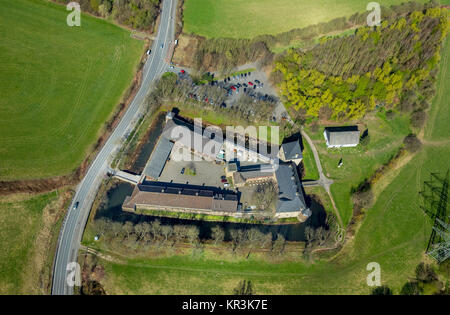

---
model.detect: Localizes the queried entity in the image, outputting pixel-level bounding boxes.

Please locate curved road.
[52,0,177,295]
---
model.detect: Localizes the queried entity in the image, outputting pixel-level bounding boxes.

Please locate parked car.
[146,49,151,55]
[224,183,230,187]
[248,82,253,86]
[181,167,185,174]
[180,69,185,74]
[221,179,227,183]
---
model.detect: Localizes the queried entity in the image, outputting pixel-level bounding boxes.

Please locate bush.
[410,110,426,129]
[415,262,438,283]
[371,285,393,295]
[401,281,422,295]
[352,181,374,214]
[385,110,395,120]
[403,134,422,153]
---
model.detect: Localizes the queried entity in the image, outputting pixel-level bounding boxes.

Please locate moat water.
[94,182,327,242]
[128,112,166,174]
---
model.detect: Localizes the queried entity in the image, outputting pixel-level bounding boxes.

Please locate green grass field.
[301,139,319,181]
[0,191,57,294]
[0,0,144,181]
[183,0,428,38]
[88,35,450,295]
[305,111,411,226]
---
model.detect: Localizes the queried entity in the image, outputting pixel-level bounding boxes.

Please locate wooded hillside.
[273,7,448,120]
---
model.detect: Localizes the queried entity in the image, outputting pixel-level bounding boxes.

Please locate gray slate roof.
[281,140,302,160]
[274,162,307,213]
[143,137,174,179]
[324,126,360,146]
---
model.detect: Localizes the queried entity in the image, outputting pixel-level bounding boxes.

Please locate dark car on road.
[181,167,185,174]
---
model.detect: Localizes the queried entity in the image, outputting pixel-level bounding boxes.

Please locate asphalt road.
[52,0,177,295]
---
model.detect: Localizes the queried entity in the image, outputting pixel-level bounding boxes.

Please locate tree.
[161,225,173,244]
[150,219,162,240]
[252,181,278,212]
[186,226,200,245]
[401,281,422,295]
[403,134,422,153]
[173,225,186,245]
[211,226,225,245]
[245,228,265,257]
[410,110,426,129]
[352,181,373,213]
[122,221,134,239]
[371,285,393,295]
[415,263,437,283]
[94,218,111,237]
[229,229,247,253]
[134,222,149,241]
[305,226,315,246]
[261,232,273,249]
[273,233,285,255]
[110,222,123,238]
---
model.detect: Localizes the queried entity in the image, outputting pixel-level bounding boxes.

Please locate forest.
[273,7,448,120]
[184,1,437,72]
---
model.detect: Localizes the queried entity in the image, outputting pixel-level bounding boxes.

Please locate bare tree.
[94,218,111,237]
[150,219,162,240]
[173,225,185,245]
[186,226,200,245]
[252,181,278,213]
[273,233,286,255]
[305,226,315,246]
[134,222,147,241]
[161,225,173,244]
[261,232,273,249]
[122,221,134,239]
[211,226,225,245]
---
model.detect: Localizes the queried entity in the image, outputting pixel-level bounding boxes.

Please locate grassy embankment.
[0,190,72,294]
[0,0,144,181]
